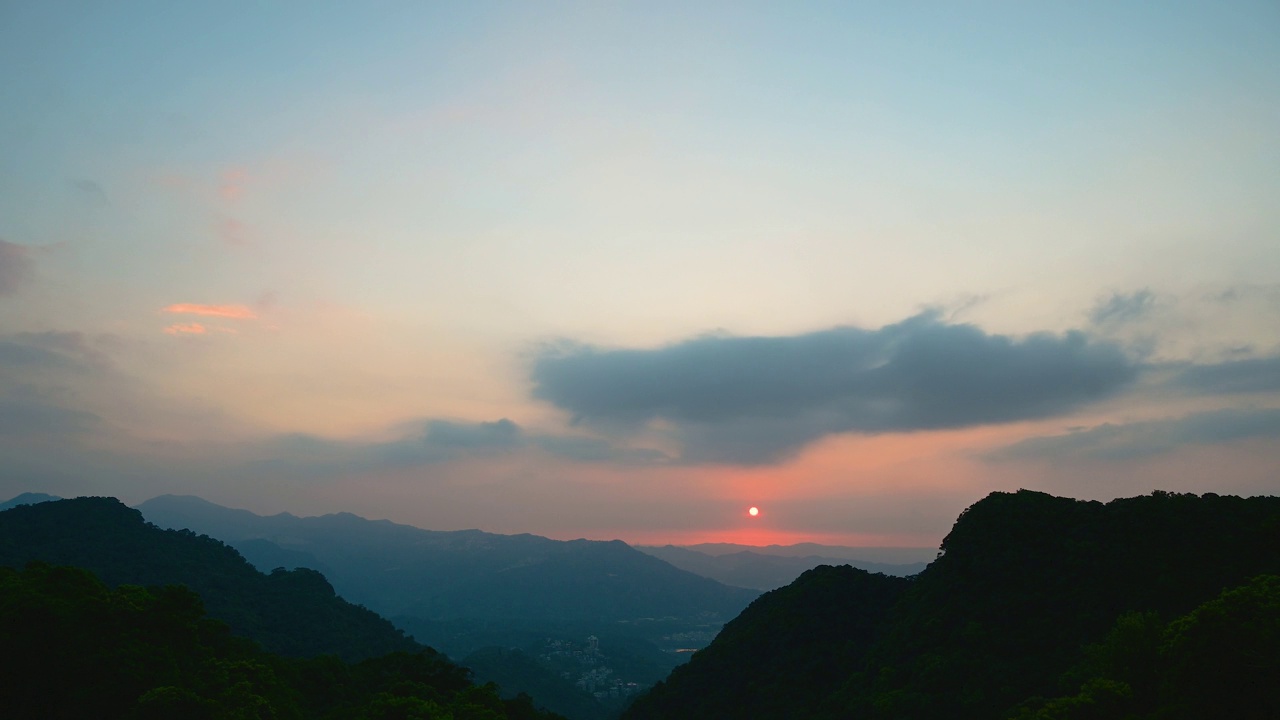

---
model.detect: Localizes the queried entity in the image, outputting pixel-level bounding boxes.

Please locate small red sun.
[748,506,760,517]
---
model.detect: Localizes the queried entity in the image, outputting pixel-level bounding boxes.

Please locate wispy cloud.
[218,168,249,201]
[163,323,208,335]
[1168,356,1280,395]
[991,407,1280,462]
[243,418,668,478]
[0,332,113,440]
[214,217,248,246]
[70,178,109,206]
[0,240,33,298]
[1089,289,1156,327]
[163,303,258,320]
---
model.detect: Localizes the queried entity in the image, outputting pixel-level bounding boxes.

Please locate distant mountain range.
[136,494,758,626]
[672,542,936,564]
[0,491,60,511]
[635,544,928,591]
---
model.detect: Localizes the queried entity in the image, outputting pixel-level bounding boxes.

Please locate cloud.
[1089,289,1156,326]
[163,303,258,320]
[0,332,110,372]
[70,179,108,205]
[0,390,101,437]
[422,418,523,451]
[1168,356,1280,396]
[531,433,670,464]
[219,168,249,201]
[992,407,1280,461]
[0,332,112,440]
[0,240,33,297]
[531,312,1138,464]
[245,418,667,478]
[215,217,248,246]
[163,323,208,335]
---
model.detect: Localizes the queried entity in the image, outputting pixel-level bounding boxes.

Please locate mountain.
[0,496,420,662]
[623,490,1280,720]
[636,544,927,590]
[0,492,61,511]
[630,564,911,719]
[679,542,936,564]
[463,647,611,720]
[136,494,759,626]
[0,562,566,720]
[136,494,761,719]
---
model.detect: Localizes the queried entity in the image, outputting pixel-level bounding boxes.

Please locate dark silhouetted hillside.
[0,496,419,661]
[623,490,1280,720]
[463,646,610,720]
[0,562,566,720]
[626,565,910,719]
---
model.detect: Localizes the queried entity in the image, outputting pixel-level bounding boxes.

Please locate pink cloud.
[219,168,249,201]
[163,322,207,335]
[163,303,258,320]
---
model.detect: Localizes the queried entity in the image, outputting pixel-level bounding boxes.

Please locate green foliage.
[0,562,567,720]
[1013,575,1280,720]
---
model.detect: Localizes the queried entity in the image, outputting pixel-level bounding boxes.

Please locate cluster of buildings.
[539,635,643,701]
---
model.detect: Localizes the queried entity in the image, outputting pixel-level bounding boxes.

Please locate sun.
[748,506,760,517]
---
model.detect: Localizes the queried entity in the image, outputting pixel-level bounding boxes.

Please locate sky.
[1,1,1278,549]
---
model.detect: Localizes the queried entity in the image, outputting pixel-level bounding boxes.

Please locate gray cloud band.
[993,407,1280,462]
[531,313,1139,463]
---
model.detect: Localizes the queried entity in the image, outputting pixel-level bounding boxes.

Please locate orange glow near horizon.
[593,526,940,549]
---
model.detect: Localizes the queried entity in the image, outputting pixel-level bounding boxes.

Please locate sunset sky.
[2,1,1278,548]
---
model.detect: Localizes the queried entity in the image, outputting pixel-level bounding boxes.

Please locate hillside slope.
[0,562,566,720]
[623,490,1280,720]
[637,544,926,590]
[0,497,420,661]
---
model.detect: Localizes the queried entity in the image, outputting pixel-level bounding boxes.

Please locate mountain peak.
[0,492,63,512]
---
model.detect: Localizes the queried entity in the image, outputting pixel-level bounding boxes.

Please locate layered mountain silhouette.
[0,496,420,662]
[0,491,60,512]
[676,542,935,564]
[137,494,759,626]
[636,544,927,590]
[135,494,760,719]
[623,490,1280,720]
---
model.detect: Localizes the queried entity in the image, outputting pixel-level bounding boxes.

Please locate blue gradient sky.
[2,2,1278,546]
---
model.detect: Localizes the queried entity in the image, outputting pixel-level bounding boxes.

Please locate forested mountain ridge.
[0,562,566,720]
[0,496,420,661]
[624,490,1280,720]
